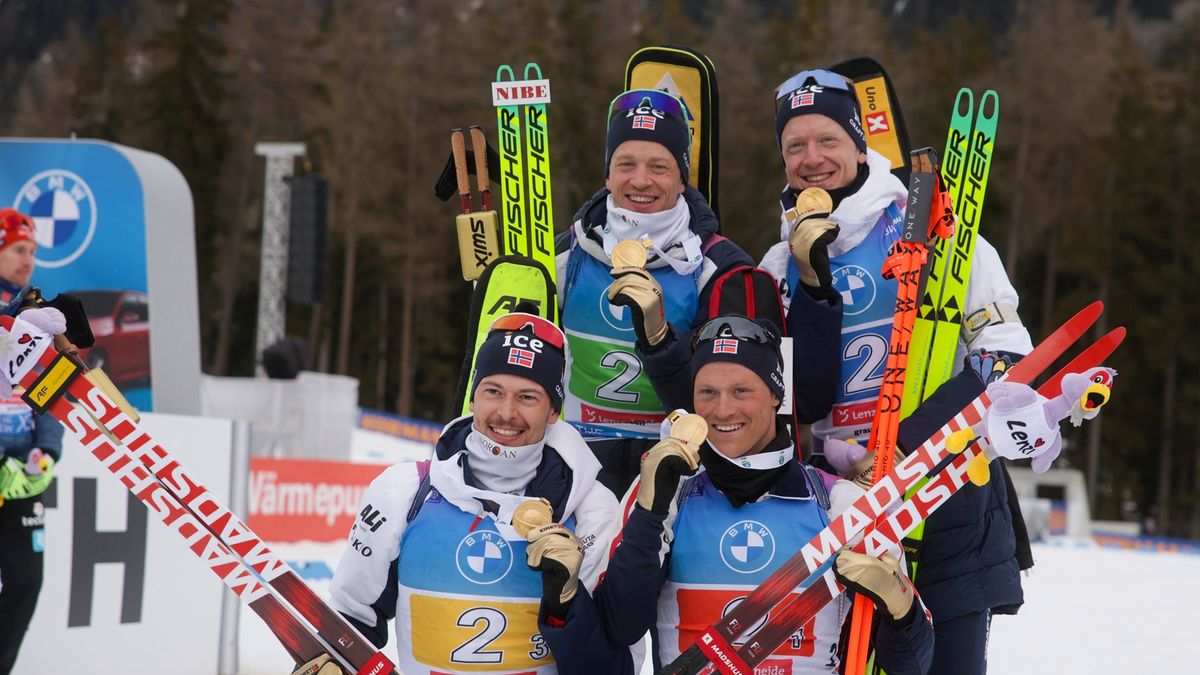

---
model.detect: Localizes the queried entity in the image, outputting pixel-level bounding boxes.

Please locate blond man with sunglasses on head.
[760,68,1035,675]
[537,315,934,675]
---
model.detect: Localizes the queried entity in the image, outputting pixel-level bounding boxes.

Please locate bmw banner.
[0,138,201,414]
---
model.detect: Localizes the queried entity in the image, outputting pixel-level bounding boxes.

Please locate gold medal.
[512,497,553,538]
[612,238,651,268]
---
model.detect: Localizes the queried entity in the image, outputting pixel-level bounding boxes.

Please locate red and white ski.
[0,315,399,675]
[662,301,1121,675]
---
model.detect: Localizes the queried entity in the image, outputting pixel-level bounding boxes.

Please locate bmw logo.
[719,520,775,574]
[831,264,876,316]
[454,528,513,585]
[599,291,634,333]
[13,169,97,268]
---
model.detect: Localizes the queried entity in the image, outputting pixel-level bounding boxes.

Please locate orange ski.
[843,148,954,675]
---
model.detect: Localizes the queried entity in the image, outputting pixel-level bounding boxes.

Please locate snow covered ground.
[237,539,1199,674]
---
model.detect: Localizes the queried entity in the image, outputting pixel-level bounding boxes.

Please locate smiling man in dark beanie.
[311,313,622,675]
[761,67,1038,675]
[536,314,934,675]
[554,89,754,499]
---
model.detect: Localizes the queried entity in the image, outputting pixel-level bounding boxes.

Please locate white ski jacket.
[328,415,620,675]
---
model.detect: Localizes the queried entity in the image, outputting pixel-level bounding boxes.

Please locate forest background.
[2,0,1197,537]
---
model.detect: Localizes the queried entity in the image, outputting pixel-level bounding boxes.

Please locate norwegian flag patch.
[713,339,739,354]
[632,115,657,130]
[790,92,815,108]
[507,348,536,368]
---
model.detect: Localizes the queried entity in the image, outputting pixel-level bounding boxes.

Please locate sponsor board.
[249,457,390,542]
[491,79,551,107]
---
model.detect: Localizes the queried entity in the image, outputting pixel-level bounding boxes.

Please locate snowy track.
[236,540,1199,674]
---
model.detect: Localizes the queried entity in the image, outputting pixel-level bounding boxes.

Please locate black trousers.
[928,609,992,675]
[0,496,45,675]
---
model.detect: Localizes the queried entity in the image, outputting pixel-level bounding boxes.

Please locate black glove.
[963,349,1013,386]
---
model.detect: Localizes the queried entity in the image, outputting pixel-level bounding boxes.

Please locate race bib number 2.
[410,596,550,671]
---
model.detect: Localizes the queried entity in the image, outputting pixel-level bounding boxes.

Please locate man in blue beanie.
[760,67,1035,675]
[555,89,754,498]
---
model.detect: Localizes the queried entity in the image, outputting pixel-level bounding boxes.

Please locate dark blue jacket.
[540,461,935,675]
[790,285,1025,623]
[896,371,1025,621]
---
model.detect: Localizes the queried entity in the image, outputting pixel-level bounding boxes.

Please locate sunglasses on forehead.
[607,88,691,125]
[488,312,565,351]
[692,315,782,357]
[773,69,854,112]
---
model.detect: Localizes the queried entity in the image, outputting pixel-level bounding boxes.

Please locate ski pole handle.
[469,125,492,211]
[450,128,472,214]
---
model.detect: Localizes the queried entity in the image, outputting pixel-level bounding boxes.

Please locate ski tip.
[523,62,543,78]
[1075,300,1105,321]
[1094,326,1127,358]
[979,90,1000,120]
[953,88,973,116]
[495,64,515,79]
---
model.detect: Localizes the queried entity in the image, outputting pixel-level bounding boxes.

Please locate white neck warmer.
[776,149,907,258]
[465,425,546,495]
[602,195,703,275]
[707,441,791,470]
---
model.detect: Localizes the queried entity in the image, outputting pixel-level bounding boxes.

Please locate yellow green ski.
[899,88,1001,582]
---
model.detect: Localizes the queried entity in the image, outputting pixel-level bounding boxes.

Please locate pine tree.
[136,0,233,373]
[209,0,324,376]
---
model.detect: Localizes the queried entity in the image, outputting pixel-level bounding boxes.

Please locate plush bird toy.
[823,366,1117,489]
[947,366,1117,485]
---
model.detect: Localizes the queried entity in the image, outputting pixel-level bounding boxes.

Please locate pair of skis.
[843,88,1001,675]
[0,314,400,675]
[841,148,955,670]
[897,89,1001,588]
[493,63,556,274]
[451,64,560,415]
[902,88,1000,417]
[662,301,1123,674]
